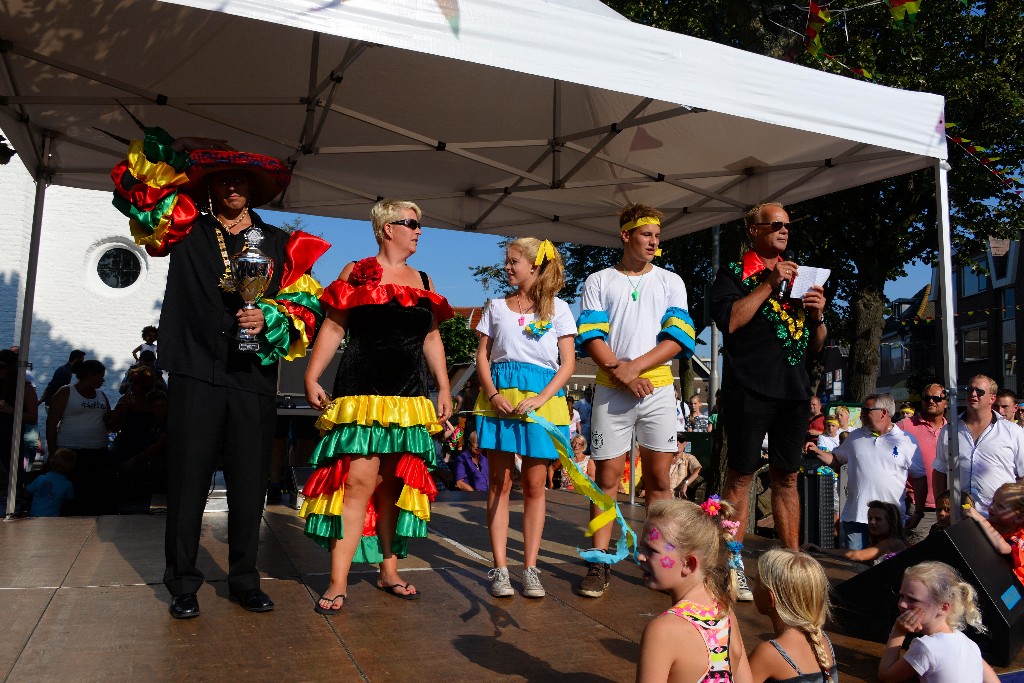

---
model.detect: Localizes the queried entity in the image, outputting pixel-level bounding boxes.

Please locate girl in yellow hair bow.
[473,237,577,598]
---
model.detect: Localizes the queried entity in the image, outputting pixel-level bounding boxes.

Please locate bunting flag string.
[894,304,1022,326]
[945,123,1023,197]
[885,0,922,25]
[805,1,833,55]
[821,53,873,79]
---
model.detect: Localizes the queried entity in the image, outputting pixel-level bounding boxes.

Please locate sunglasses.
[922,395,946,403]
[863,406,884,412]
[751,221,793,232]
[965,386,989,398]
[389,219,421,230]
[211,175,250,186]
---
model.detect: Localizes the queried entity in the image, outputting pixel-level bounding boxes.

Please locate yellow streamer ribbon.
[534,239,557,266]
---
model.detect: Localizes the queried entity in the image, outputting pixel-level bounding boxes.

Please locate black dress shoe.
[229,588,275,613]
[169,592,200,619]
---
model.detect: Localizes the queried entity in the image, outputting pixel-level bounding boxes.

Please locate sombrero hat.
[180,149,291,208]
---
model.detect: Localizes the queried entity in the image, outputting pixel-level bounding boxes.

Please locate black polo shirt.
[710,264,813,402]
[157,211,288,396]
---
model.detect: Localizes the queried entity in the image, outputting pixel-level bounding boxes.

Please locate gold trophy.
[231,227,274,353]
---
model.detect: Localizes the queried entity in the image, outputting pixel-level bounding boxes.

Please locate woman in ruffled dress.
[302,200,453,614]
[475,238,576,598]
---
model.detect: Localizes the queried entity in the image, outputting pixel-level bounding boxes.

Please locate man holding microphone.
[711,202,828,599]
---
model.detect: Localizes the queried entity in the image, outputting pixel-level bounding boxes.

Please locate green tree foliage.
[439,314,479,365]
[589,1,1024,400]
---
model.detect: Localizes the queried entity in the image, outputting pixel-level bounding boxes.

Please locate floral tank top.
[663,599,733,682]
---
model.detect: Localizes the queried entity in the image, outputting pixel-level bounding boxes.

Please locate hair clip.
[701,494,722,517]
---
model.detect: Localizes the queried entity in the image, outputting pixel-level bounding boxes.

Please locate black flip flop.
[377,582,420,601]
[313,594,346,615]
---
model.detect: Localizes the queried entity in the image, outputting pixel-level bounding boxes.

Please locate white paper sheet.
[790,266,830,299]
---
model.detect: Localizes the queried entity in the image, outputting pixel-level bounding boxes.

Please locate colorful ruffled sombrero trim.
[321,279,455,324]
[180,148,290,208]
[300,394,440,561]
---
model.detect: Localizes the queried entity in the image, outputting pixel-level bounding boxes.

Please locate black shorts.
[722,386,808,475]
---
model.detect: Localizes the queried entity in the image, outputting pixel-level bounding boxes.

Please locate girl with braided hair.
[748,548,837,683]
[636,497,752,682]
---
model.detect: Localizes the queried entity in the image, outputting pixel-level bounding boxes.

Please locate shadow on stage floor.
[2,489,1022,682]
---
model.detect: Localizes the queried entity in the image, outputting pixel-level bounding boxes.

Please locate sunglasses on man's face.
[751,221,793,232]
[965,386,989,398]
[389,219,421,230]
[922,394,946,403]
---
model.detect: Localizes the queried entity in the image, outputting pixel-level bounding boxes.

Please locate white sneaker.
[734,567,754,602]
[522,566,545,598]
[488,567,514,597]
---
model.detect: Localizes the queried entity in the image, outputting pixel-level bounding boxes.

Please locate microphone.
[778,250,795,299]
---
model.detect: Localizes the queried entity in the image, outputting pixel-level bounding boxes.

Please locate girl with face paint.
[635,498,753,683]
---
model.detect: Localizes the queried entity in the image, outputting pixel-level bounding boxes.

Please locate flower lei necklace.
[729,261,808,365]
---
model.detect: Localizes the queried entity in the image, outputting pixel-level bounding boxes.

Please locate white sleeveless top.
[58,384,110,449]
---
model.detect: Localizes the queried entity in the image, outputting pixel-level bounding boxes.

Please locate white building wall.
[0,159,169,400]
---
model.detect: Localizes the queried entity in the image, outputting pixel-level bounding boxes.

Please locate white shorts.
[589,383,678,460]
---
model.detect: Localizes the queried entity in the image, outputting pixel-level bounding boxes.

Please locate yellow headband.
[620,216,663,257]
[534,239,557,266]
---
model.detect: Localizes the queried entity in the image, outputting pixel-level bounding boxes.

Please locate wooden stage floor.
[2,489,1022,682]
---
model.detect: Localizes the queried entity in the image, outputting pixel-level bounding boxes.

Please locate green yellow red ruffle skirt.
[299,394,439,562]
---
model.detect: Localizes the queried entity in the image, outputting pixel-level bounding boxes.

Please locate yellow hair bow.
[620,217,663,257]
[534,239,557,266]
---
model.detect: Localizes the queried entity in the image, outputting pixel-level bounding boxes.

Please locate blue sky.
[268,210,933,316]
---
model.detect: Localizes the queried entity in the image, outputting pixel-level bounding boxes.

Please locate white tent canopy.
[1,0,945,247]
[0,0,960,516]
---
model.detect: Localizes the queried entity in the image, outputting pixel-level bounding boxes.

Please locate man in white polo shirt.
[806,393,921,549]
[933,374,1024,517]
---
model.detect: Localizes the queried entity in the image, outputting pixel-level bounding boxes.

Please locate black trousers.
[164,374,275,596]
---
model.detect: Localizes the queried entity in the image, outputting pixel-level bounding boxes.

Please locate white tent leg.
[935,159,962,523]
[709,225,721,402]
[6,132,51,519]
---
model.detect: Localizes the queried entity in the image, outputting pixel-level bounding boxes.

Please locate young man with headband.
[575,203,696,598]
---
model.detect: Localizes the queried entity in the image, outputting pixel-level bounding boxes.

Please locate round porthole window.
[96,247,142,289]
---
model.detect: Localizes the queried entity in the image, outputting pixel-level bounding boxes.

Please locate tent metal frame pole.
[934,159,963,523]
[6,131,51,519]
[709,225,721,402]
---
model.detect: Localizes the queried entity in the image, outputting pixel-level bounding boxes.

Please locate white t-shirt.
[476,296,576,371]
[903,631,984,683]
[833,425,921,523]
[579,265,689,364]
[569,408,581,438]
[933,411,1024,516]
[817,433,841,451]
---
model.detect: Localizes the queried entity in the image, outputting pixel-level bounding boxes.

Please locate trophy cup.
[232,227,274,353]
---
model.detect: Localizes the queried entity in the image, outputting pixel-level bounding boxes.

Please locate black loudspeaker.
[833,518,1024,666]
[798,459,836,548]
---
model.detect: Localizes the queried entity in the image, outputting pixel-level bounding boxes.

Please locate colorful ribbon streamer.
[526,410,638,565]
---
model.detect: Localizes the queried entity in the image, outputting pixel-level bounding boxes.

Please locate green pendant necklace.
[619,263,645,301]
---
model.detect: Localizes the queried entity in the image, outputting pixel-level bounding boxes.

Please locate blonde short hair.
[370,200,422,244]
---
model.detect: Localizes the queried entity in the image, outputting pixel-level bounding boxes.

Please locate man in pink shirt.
[904,383,948,544]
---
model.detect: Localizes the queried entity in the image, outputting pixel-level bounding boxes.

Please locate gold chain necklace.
[213,223,237,292]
